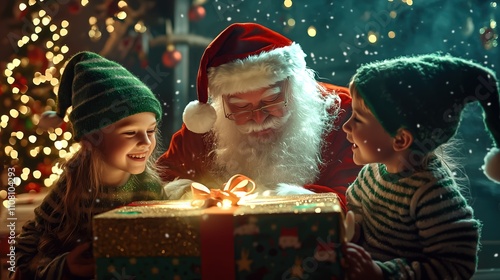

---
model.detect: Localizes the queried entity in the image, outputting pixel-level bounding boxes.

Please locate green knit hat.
[38,51,162,141]
[353,53,500,184]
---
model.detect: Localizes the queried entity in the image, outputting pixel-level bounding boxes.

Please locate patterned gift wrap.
[93,193,345,280]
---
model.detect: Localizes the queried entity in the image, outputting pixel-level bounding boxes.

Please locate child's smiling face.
[96,112,157,185]
[342,86,398,170]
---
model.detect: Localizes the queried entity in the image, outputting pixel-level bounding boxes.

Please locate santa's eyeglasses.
[224,100,288,121]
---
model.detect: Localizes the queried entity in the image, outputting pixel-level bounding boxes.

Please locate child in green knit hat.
[341,53,498,279]
[12,51,164,279]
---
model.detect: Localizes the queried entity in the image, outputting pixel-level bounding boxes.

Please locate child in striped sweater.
[342,53,500,280]
[12,51,164,279]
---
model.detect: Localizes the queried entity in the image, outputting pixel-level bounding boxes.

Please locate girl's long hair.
[38,130,163,253]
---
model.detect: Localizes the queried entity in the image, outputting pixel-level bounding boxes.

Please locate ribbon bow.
[191,174,256,208]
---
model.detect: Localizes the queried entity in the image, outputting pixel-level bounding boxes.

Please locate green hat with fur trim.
[38,51,162,141]
[353,53,500,184]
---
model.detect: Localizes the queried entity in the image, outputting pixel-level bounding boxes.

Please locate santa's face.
[222,81,290,142]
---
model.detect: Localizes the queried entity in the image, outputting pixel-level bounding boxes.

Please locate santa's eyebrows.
[228,86,281,104]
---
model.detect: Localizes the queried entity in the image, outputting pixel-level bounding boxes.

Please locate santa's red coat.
[157,83,361,212]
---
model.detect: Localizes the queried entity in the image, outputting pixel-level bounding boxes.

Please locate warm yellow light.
[29,135,37,143]
[49,133,57,141]
[42,16,51,26]
[35,26,42,33]
[89,17,97,25]
[10,150,19,159]
[307,26,317,37]
[16,131,24,140]
[59,149,68,158]
[4,68,12,76]
[43,147,52,155]
[368,32,378,43]
[10,109,19,118]
[33,18,40,26]
[390,11,397,18]
[63,132,72,140]
[117,11,127,20]
[0,190,7,200]
[287,18,295,27]
[20,173,28,181]
[4,146,13,154]
[61,20,69,28]
[134,21,147,33]
[20,95,30,103]
[46,41,54,48]
[106,25,115,33]
[19,105,29,114]
[60,28,68,36]
[31,34,39,41]
[33,170,41,179]
[29,149,38,157]
[19,3,27,11]
[388,31,396,38]
[22,36,30,44]
[61,45,69,53]
[284,0,293,8]
[52,34,60,41]
[118,1,128,8]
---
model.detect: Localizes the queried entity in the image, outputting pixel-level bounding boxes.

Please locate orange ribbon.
[191,174,256,208]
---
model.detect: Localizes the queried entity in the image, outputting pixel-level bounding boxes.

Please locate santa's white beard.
[211,97,332,194]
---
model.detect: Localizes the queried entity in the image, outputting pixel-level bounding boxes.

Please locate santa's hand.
[163,179,194,200]
[275,183,315,195]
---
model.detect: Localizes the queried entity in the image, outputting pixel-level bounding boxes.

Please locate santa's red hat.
[183,22,307,133]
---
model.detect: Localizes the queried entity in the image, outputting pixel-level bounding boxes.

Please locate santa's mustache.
[236,115,287,134]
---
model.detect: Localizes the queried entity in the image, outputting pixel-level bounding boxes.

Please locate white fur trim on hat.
[483,147,500,184]
[207,43,306,96]
[183,100,217,134]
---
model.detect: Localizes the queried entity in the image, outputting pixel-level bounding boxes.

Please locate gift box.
[93,193,345,280]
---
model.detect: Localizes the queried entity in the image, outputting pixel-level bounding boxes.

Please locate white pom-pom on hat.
[182,100,216,134]
[38,111,63,130]
[483,147,500,184]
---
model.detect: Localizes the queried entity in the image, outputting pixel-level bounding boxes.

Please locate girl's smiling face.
[95,112,157,185]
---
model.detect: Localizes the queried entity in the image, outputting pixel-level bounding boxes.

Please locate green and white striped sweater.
[13,173,163,280]
[346,159,481,280]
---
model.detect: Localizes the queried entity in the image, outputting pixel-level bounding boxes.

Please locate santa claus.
[157,23,360,210]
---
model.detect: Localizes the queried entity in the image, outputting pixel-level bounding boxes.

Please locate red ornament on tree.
[162,46,182,68]
[25,182,42,193]
[12,73,28,93]
[68,1,81,14]
[37,161,53,177]
[27,45,49,72]
[189,5,206,22]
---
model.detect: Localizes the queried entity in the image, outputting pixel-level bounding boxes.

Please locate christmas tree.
[0,0,210,196]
